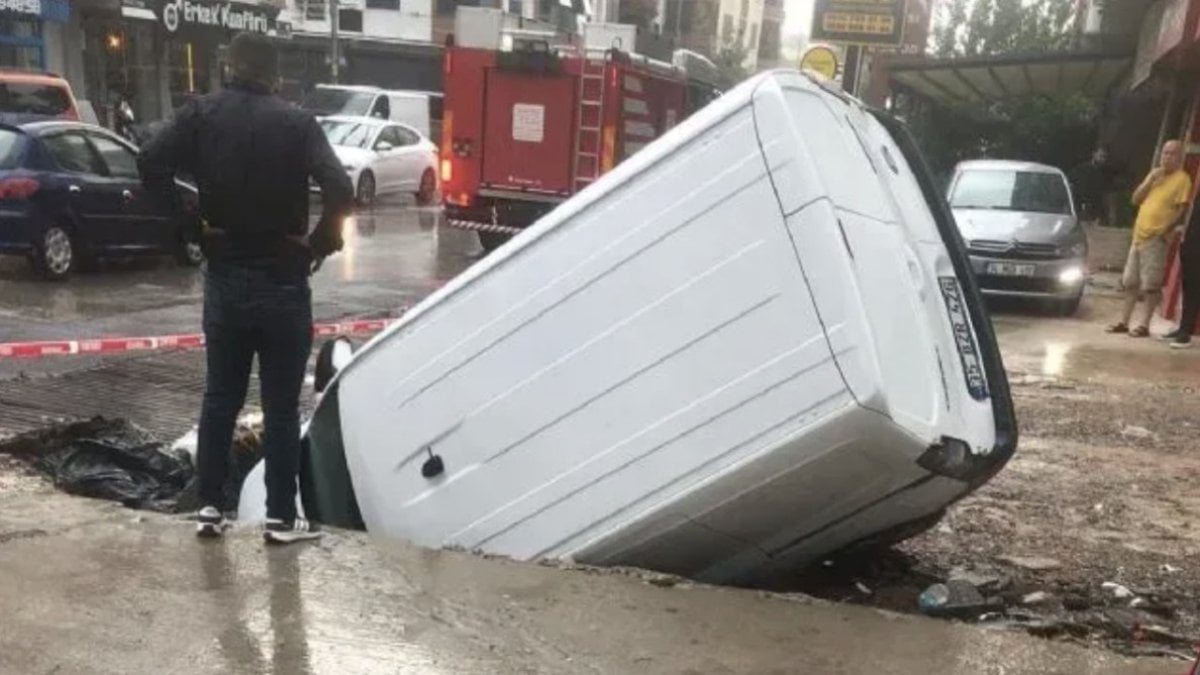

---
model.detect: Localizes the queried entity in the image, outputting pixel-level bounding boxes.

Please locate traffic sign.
[800,45,839,80]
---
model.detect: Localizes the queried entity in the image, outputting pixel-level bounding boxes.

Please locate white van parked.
[301,84,444,143]
[269,70,1016,584]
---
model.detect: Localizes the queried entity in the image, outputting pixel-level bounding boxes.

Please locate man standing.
[1164,190,1200,348]
[1069,147,1113,227]
[1107,140,1191,338]
[139,34,354,543]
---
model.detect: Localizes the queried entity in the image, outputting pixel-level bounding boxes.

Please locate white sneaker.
[196,506,227,538]
[263,518,322,545]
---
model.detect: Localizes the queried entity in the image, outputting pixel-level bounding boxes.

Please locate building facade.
[0,0,71,72]
[757,0,783,68]
[656,0,765,69]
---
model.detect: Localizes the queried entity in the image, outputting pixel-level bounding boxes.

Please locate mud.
[779,295,1200,660]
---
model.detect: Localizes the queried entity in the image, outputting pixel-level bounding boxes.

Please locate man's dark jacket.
[138,80,354,268]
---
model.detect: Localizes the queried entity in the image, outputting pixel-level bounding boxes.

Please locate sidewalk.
[0,489,1179,675]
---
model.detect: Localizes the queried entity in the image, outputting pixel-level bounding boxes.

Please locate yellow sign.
[800,46,839,80]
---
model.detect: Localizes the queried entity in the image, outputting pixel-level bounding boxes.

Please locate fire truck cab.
[440,8,709,250]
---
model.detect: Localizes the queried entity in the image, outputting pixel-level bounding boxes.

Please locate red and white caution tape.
[0,317,400,359]
[445,218,524,236]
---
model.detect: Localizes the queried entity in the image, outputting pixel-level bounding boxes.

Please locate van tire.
[415,169,436,206]
[175,240,205,267]
[477,231,511,253]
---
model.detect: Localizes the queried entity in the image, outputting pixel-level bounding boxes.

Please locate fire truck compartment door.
[481,70,577,194]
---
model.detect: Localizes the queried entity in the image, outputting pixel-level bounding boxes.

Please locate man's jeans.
[197,261,312,521]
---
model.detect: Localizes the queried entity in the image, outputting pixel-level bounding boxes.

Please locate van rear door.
[480,70,576,195]
[750,74,1007,464]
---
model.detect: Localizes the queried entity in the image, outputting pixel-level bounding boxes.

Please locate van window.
[301,88,376,117]
[387,95,430,136]
[369,96,389,119]
[0,82,70,117]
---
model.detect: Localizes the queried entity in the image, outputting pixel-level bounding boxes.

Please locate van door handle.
[68,185,81,194]
[121,189,134,202]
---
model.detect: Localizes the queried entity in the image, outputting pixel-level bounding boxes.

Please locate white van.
[301,84,443,143]
[278,71,1016,584]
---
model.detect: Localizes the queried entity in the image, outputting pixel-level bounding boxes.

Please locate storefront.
[0,0,70,70]
[80,0,286,124]
[1133,0,1200,325]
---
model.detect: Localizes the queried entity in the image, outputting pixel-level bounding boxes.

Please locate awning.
[887,51,1133,106]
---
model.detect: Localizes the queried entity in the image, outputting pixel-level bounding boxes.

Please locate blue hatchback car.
[0,119,201,280]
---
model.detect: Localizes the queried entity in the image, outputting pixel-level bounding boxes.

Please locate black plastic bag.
[0,417,192,512]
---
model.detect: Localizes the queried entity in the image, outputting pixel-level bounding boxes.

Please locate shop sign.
[158,0,276,36]
[810,0,908,46]
[0,0,70,22]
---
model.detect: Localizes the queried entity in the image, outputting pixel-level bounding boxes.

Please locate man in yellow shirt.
[1108,140,1192,337]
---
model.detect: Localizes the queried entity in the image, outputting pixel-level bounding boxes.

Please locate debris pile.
[0,417,262,514]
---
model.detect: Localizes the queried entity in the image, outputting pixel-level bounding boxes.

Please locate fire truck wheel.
[356,172,376,208]
[415,170,436,206]
[477,231,511,253]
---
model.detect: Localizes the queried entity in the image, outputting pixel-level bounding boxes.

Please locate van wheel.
[175,239,204,267]
[356,172,376,208]
[415,169,436,206]
[477,231,511,253]
[33,225,75,280]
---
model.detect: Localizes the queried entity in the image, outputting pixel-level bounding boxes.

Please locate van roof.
[315,84,381,93]
[383,89,442,99]
[954,159,1062,174]
[0,70,70,87]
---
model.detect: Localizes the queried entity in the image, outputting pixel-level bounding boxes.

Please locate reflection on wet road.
[991,294,1200,385]
[0,201,481,377]
[0,492,1172,675]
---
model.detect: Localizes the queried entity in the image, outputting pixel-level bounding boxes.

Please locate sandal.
[1129,326,1150,338]
[1105,322,1129,334]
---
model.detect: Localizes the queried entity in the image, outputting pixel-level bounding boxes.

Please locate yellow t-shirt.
[1134,170,1192,246]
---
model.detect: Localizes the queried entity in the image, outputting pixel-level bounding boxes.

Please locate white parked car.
[249,71,1016,584]
[319,116,439,207]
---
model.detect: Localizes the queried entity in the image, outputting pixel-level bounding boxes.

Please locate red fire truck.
[439,15,718,250]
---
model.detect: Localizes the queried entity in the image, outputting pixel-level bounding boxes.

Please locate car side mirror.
[375,141,394,153]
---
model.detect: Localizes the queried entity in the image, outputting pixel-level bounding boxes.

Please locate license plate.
[938,277,989,401]
[986,262,1035,277]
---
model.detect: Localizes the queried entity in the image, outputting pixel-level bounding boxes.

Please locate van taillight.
[0,177,40,200]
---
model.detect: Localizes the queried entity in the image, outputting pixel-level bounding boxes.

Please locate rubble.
[0,416,263,514]
[917,581,991,619]
[995,555,1063,572]
[1021,591,1052,605]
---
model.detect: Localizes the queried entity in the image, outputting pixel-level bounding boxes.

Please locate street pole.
[842,45,861,95]
[330,0,340,84]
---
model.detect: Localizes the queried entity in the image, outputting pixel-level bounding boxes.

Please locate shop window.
[366,0,401,8]
[339,8,364,32]
[304,0,328,21]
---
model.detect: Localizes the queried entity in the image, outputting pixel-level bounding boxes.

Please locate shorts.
[1122,237,1169,292]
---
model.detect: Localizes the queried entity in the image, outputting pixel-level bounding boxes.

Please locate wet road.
[0,200,482,378]
[0,488,1176,675]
